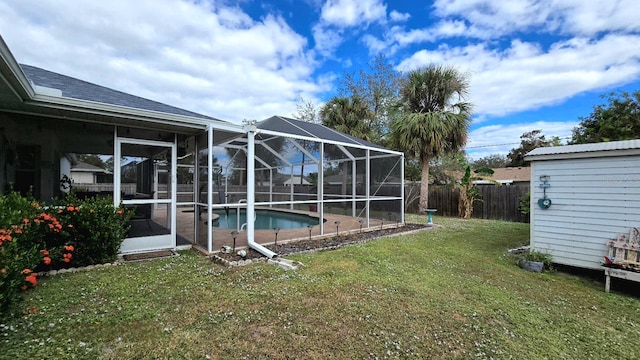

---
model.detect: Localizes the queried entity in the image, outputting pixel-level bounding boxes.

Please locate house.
[482,167,530,185]
[525,140,640,270]
[448,167,530,185]
[0,36,403,257]
[257,174,310,186]
[282,176,310,186]
[70,161,110,184]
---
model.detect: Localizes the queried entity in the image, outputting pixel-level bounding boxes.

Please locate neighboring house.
[257,173,310,186]
[324,174,362,185]
[525,140,640,270]
[475,167,530,185]
[70,161,110,184]
[282,176,310,186]
[323,174,402,185]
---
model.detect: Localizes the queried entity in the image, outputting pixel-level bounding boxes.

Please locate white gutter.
[246,124,278,259]
[0,36,36,99]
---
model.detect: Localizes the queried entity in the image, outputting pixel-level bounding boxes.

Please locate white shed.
[525,140,640,270]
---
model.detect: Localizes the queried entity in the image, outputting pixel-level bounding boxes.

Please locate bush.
[522,250,554,271]
[518,191,531,215]
[0,192,131,319]
[50,194,131,267]
[0,192,72,318]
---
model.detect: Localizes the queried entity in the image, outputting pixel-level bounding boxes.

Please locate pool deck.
[150,206,402,254]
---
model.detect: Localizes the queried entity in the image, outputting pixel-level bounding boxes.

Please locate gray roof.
[71,161,109,173]
[20,64,217,121]
[16,64,395,154]
[257,115,387,150]
[526,139,640,160]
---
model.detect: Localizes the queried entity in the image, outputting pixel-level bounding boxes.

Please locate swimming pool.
[212,209,320,230]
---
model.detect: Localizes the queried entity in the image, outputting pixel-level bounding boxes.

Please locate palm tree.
[390,65,472,211]
[320,96,374,206]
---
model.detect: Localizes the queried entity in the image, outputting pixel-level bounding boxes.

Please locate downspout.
[246,124,278,259]
[207,125,214,253]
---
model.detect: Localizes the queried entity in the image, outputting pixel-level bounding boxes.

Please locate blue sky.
[1,0,639,160]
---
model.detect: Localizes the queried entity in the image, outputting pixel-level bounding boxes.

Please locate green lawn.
[2,216,639,359]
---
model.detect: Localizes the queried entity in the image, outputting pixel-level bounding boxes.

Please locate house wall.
[70,171,95,184]
[530,154,640,270]
[0,114,61,200]
[60,156,72,193]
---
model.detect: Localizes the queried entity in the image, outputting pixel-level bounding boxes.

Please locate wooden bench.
[603,228,640,292]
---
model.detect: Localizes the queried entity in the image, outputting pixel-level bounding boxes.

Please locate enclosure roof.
[257,115,388,150]
[20,64,218,121]
[525,139,640,161]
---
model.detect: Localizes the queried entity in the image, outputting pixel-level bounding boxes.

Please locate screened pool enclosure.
[172,116,405,258]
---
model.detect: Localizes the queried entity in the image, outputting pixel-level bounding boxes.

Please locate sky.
[1,0,639,160]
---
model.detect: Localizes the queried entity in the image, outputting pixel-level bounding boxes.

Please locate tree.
[470,154,508,169]
[389,64,472,211]
[320,96,375,203]
[507,130,553,167]
[455,155,499,219]
[339,54,401,144]
[428,153,463,186]
[76,154,107,169]
[292,97,321,184]
[570,90,640,144]
[292,96,320,124]
[320,96,374,141]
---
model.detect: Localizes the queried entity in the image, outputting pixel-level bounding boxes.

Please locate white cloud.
[311,24,344,57]
[389,10,410,22]
[466,121,577,160]
[432,0,640,38]
[0,0,320,122]
[364,0,640,56]
[397,34,640,117]
[319,0,387,27]
[312,0,390,58]
[433,20,468,37]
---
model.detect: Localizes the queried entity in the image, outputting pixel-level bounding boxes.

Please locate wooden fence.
[407,184,530,223]
[75,182,529,222]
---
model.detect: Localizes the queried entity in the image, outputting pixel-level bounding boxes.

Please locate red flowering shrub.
[51,194,131,267]
[1,191,129,319]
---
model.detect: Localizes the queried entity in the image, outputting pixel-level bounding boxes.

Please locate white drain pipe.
[246,124,277,259]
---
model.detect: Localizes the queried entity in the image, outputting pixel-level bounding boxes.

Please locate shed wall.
[530,155,640,269]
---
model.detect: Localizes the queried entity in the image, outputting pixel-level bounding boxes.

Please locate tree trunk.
[419,156,430,211]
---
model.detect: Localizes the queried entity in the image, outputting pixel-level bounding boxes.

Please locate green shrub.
[51,194,132,267]
[0,192,72,318]
[518,191,531,215]
[522,250,554,270]
[1,192,131,319]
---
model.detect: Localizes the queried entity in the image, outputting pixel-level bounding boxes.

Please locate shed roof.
[525,140,640,161]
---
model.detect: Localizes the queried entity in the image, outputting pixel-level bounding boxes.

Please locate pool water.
[212,209,320,230]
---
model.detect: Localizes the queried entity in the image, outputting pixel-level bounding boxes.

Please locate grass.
[2,216,639,359]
